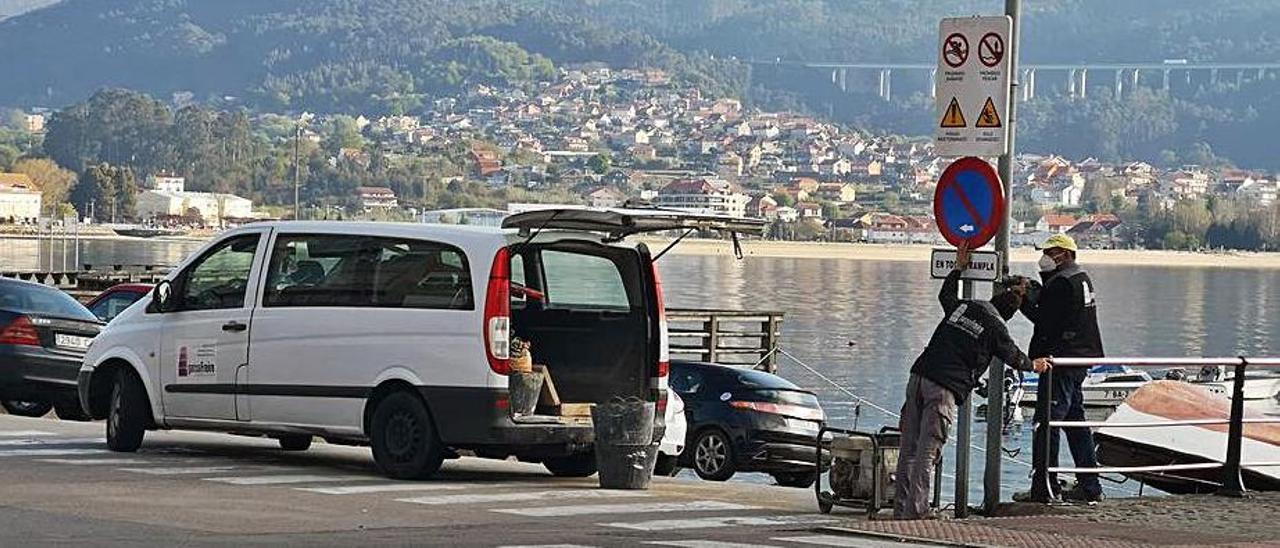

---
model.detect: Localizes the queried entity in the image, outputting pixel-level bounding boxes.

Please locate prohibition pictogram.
[978,32,1004,68]
[943,32,969,68]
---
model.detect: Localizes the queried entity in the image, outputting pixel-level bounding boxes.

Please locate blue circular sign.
[933,157,1005,247]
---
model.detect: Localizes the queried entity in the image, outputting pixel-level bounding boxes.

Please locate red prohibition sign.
[979,32,1005,68]
[943,32,969,68]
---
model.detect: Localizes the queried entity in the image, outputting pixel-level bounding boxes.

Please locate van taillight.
[650,260,669,378]
[0,316,40,346]
[485,248,511,375]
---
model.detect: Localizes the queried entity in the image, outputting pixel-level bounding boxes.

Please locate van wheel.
[106,369,148,452]
[54,399,91,422]
[692,429,735,481]
[543,453,598,477]
[2,400,51,417]
[370,391,443,480]
[276,435,312,451]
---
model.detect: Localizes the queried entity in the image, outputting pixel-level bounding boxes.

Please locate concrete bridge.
[748,59,1280,101]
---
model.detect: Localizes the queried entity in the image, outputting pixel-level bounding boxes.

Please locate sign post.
[986,0,1021,517]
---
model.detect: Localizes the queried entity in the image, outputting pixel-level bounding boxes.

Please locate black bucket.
[508,371,544,416]
[591,400,658,489]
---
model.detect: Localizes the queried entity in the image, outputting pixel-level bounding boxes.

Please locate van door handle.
[222,321,248,333]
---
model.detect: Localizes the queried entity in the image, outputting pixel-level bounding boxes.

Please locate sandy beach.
[656,239,1280,270]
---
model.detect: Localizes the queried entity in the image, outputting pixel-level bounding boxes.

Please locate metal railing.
[1030,356,1280,500]
[666,308,784,372]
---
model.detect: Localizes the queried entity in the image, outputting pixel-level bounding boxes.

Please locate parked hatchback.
[670,360,826,487]
[80,211,761,480]
[0,277,102,420]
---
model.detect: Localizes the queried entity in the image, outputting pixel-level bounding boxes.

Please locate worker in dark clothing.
[1017,233,1106,504]
[895,244,1050,520]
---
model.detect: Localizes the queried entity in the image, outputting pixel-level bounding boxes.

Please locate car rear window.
[0,282,96,321]
[748,388,821,408]
[541,250,630,309]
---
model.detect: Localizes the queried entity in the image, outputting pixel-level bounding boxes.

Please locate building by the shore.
[0,173,42,224]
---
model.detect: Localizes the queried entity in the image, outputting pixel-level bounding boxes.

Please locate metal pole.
[985,0,1020,515]
[1031,366,1054,502]
[1217,359,1249,497]
[955,280,973,518]
[293,123,301,220]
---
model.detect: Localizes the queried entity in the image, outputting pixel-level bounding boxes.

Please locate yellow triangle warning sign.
[976,97,1002,128]
[940,97,966,128]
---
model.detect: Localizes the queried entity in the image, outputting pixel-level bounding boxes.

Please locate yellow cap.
[1040,233,1078,252]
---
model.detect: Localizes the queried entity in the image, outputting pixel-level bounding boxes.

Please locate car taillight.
[484,247,511,375]
[0,316,40,346]
[656,391,668,414]
[729,401,825,422]
[650,259,669,378]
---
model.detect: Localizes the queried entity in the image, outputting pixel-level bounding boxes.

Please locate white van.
[78,209,760,479]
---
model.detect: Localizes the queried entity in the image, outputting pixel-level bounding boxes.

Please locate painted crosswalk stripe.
[120,466,240,475]
[39,458,148,465]
[203,474,378,485]
[494,500,757,518]
[0,438,100,446]
[296,482,518,495]
[773,535,931,547]
[601,515,837,532]
[0,431,55,437]
[0,448,109,457]
[645,541,782,548]
[398,489,648,506]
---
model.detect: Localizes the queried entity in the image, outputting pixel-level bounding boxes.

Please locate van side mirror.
[150,280,174,313]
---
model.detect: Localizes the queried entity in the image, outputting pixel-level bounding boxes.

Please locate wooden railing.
[666,308,785,373]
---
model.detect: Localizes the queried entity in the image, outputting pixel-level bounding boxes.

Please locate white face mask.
[1038,254,1058,273]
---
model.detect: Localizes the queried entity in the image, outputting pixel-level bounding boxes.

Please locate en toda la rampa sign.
[934,16,1012,157]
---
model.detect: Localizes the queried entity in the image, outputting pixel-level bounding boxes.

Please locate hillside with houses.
[1,66,1277,250]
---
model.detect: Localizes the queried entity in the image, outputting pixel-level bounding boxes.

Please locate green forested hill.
[2,0,1279,168]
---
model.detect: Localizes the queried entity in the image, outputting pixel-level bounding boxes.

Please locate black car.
[0,278,102,420]
[669,360,826,488]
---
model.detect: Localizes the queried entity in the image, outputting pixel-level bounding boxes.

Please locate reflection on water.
[3,239,1278,500]
[658,254,1280,499]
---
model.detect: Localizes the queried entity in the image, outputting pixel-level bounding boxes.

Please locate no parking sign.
[933,157,1005,248]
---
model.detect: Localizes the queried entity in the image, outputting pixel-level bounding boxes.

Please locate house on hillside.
[471,149,503,177]
[584,186,627,209]
[1036,214,1079,234]
[356,187,398,210]
[654,177,750,218]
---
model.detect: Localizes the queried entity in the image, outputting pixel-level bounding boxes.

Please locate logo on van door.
[176,341,217,379]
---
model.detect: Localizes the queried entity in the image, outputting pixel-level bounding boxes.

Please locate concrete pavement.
[0,414,929,547]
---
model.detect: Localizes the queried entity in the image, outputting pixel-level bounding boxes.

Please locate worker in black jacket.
[1017,233,1105,504]
[895,244,1050,520]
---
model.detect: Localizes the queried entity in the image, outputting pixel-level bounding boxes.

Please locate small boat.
[1094,380,1280,494]
[110,226,188,238]
[1018,365,1280,408]
[1018,366,1157,407]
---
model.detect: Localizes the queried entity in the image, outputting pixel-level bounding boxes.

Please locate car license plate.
[1104,389,1130,401]
[55,333,92,350]
[787,418,819,434]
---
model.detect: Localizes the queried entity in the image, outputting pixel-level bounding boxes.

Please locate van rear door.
[502,207,765,241]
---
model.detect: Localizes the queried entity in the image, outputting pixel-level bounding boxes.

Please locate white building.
[356,187,398,209]
[146,174,186,193]
[136,190,252,225]
[654,177,750,218]
[0,174,41,223]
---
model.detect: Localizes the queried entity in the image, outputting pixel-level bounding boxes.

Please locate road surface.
[0,414,923,547]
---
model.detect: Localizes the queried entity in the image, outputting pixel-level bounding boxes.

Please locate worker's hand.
[1032,357,1052,374]
[954,242,972,271]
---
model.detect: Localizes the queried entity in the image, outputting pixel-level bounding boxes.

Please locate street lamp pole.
[293,122,301,220]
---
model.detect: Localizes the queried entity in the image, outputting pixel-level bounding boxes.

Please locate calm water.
[4,237,1279,501]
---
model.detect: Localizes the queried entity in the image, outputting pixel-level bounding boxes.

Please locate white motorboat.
[1095,380,1280,494]
[1018,365,1280,408]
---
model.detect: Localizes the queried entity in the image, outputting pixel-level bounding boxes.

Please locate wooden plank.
[559,403,594,417]
[532,364,560,408]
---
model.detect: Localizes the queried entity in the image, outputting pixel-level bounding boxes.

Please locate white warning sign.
[934,16,1012,157]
